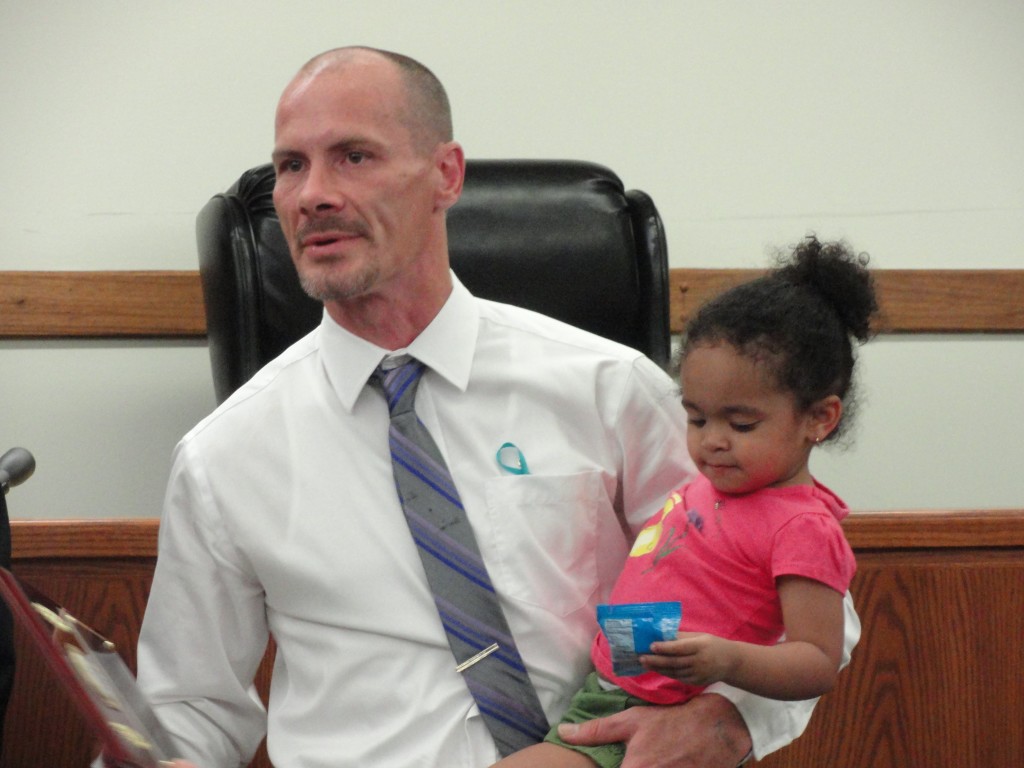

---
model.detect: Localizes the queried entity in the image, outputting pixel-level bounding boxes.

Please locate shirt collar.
[319,272,478,411]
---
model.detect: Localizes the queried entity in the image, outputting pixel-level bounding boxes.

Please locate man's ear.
[433,141,465,212]
[808,395,843,443]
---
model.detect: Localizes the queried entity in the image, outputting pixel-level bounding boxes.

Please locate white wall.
[1,1,1021,519]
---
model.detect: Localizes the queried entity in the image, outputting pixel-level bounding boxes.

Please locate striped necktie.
[370,359,549,756]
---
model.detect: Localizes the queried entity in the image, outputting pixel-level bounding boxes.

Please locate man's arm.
[561,592,859,765]
[136,442,270,766]
[708,590,859,760]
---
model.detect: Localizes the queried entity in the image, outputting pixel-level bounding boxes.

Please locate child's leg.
[490,741,599,768]
[501,670,639,768]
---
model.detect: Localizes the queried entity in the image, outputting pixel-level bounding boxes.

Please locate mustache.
[296,216,371,242]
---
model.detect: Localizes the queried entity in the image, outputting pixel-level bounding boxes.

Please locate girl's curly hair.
[681,236,879,443]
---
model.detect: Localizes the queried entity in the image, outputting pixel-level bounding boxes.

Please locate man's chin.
[298,268,379,303]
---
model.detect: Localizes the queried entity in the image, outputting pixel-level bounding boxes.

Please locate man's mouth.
[298,228,367,258]
[297,219,370,254]
[303,233,345,248]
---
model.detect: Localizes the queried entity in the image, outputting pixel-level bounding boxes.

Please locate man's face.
[271,57,446,305]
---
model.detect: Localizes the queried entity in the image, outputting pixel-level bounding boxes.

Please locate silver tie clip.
[455,642,500,673]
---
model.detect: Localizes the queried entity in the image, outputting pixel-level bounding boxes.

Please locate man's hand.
[557,693,751,768]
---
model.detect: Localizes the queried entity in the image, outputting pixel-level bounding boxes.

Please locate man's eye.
[279,159,304,174]
[347,151,367,164]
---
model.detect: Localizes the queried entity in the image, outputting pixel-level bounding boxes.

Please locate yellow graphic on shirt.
[629,491,682,557]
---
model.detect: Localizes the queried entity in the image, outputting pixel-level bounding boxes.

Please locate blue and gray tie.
[370,359,549,756]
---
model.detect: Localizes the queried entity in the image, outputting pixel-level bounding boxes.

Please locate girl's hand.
[642,632,737,686]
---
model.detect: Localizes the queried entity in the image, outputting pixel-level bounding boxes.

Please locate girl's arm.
[642,576,845,700]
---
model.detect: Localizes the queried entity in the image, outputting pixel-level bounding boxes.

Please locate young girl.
[495,236,877,768]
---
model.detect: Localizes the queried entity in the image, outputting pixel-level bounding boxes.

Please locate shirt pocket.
[484,471,604,617]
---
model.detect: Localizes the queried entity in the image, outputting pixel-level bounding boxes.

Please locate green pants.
[544,671,652,768]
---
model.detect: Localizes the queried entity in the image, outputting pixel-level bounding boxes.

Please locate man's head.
[295,47,454,153]
[271,47,464,329]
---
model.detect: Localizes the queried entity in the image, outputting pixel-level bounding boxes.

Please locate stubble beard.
[298,260,381,303]
[292,216,379,303]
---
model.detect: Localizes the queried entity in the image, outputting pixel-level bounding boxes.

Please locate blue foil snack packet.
[597,601,682,676]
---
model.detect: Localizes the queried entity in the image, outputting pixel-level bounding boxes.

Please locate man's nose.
[298,163,344,214]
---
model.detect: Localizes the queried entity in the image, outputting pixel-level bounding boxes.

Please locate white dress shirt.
[137,275,858,767]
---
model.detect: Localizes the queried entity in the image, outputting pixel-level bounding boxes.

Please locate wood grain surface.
[4,513,1022,767]
[3,269,1022,339]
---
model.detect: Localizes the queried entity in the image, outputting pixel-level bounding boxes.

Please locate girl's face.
[681,342,825,495]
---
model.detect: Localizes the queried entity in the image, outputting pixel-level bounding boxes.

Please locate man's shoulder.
[474,296,653,363]
[185,330,320,443]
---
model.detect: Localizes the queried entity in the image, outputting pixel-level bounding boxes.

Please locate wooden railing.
[4,512,1024,768]
[2,269,1023,338]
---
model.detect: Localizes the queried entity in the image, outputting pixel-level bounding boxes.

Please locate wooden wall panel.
[3,514,1023,767]
[756,548,1024,767]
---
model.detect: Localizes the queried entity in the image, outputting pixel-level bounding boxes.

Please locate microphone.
[0,448,35,495]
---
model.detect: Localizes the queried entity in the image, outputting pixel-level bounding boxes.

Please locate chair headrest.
[198,160,669,402]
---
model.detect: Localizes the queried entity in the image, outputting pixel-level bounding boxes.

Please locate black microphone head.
[0,447,36,494]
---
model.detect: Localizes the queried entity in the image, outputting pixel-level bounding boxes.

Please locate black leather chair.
[197,160,670,404]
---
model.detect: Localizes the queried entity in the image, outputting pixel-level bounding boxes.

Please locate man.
[142,47,858,768]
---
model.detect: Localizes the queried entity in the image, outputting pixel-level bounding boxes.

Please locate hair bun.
[777,236,878,341]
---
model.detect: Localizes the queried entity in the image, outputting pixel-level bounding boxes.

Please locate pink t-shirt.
[591,474,856,704]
